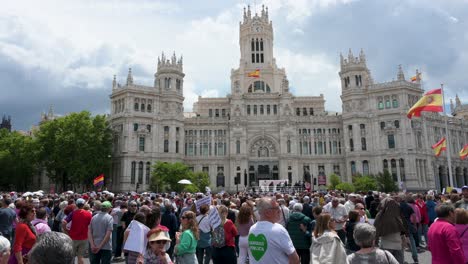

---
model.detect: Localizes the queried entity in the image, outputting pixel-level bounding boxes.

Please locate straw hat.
[148,231,171,243]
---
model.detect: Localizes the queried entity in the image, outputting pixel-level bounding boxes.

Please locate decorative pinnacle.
[126,68,133,86]
[397,64,405,81]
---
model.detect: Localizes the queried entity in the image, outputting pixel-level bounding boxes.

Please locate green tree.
[150,162,192,193]
[189,171,210,193]
[376,170,399,193]
[352,175,378,192]
[328,174,341,190]
[35,111,112,191]
[0,129,39,191]
[335,182,356,193]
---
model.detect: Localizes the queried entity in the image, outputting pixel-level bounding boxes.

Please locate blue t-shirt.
[0,207,16,235]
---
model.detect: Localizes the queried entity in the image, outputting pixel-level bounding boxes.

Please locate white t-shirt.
[247,221,296,264]
[123,220,150,254]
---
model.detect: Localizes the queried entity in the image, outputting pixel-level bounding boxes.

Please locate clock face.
[255,26,261,32]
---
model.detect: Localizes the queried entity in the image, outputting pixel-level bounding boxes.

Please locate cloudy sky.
[1,0,467,130]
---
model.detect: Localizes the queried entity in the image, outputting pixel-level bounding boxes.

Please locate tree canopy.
[35,111,112,191]
[150,162,211,193]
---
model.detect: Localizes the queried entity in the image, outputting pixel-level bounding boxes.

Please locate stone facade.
[109,6,468,192]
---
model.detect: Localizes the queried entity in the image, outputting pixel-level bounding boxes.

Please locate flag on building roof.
[410,73,421,82]
[460,144,468,160]
[431,137,446,157]
[247,69,260,78]
[407,88,443,119]
[93,174,104,186]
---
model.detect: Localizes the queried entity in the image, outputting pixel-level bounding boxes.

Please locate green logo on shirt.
[248,233,268,261]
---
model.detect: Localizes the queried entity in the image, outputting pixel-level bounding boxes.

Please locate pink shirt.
[31,219,51,235]
[428,219,465,264]
[455,224,468,263]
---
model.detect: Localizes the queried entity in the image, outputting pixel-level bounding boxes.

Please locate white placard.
[196,196,211,213]
[208,206,221,228]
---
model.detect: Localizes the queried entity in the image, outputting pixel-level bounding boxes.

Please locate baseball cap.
[462,186,468,190]
[102,201,112,209]
[76,198,86,205]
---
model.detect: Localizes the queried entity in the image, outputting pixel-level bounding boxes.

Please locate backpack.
[211,223,225,248]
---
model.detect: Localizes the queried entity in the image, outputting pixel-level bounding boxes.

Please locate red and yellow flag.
[460,144,468,160]
[407,88,443,119]
[410,73,421,82]
[247,69,260,78]
[93,174,104,186]
[431,137,446,157]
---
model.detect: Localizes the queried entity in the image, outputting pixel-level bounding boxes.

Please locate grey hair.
[353,223,376,248]
[293,203,303,212]
[277,198,286,205]
[93,200,102,211]
[0,235,10,255]
[257,197,274,216]
[28,232,74,264]
[59,201,68,210]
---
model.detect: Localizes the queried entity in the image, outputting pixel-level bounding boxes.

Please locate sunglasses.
[150,240,167,245]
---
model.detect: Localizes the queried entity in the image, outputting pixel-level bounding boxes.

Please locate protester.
[247,197,299,264]
[10,203,37,264]
[344,194,357,214]
[311,213,348,263]
[277,198,290,227]
[143,228,173,264]
[374,197,406,264]
[345,210,360,253]
[397,194,419,264]
[62,198,92,264]
[236,203,254,264]
[88,201,113,264]
[425,195,437,226]
[455,186,468,209]
[110,200,123,261]
[212,205,237,264]
[0,235,10,264]
[454,208,468,263]
[31,207,51,236]
[161,200,178,260]
[195,204,212,264]
[427,203,465,264]
[174,211,198,264]
[0,198,16,242]
[347,223,399,264]
[52,201,68,232]
[28,231,74,264]
[123,213,149,264]
[323,197,348,243]
[286,203,312,264]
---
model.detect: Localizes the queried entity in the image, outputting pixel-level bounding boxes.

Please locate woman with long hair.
[123,212,149,264]
[175,211,198,264]
[345,210,360,253]
[9,203,37,264]
[310,213,348,263]
[374,197,406,264]
[236,204,254,264]
[212,205,237,264]
[195,204,212,264]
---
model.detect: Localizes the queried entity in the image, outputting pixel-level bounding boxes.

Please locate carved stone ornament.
[250,137,276,157]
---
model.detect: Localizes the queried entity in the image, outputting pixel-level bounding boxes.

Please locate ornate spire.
[456,94,461,107]
[247,5,251,18]
[340,52,344,67]
[112,75,117,89]
[126,68,133,86]
[450,99,454,113]
[48,105,54,119]
[397,64,405,81]
[265,6,269,20]
[359,48,366,63]
[348,48,354,63]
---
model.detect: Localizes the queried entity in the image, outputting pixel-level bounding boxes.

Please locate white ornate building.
[109,6,468,192]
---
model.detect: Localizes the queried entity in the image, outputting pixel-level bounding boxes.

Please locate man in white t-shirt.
[323,197,348,243]
[248,197,300,264]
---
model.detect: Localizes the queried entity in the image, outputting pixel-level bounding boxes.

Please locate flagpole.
[441,84,454,187]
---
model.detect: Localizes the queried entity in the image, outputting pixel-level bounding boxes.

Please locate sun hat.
[148,231,171,243]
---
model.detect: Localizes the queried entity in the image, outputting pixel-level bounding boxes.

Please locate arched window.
[361,137,367,151]
[251,39,254,51]
[349,138,354,152]
[138,161,143,184]
[392,99,399,108]
[256,39,259,51]
[248,81,271,93]
[287,140,291,153]
[164,140,169,153]
[131,161,136,184]
[399,158,405,181]
[176,79,181,91]
[391,159,397,181]
[147,104,152,112]
[134,103,139,111]
[383,159,388,171]
[141,104,145,112]
[260,39,264,51]
[146,162,151,184]
[385,99,391,108]
[362,160,369,175]
[236,140,241,154]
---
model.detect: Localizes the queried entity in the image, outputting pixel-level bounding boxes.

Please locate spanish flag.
[247,69,260,78]
[431,137,446,157]
[410,73,421,82]
[407,88,443,119]
[460,144,468,160]
[93,174,104,186]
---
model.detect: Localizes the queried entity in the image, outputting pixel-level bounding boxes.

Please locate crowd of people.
[0,186,467,264]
